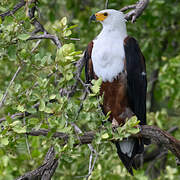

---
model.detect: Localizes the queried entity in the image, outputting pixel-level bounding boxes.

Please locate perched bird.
[84,9,148,175]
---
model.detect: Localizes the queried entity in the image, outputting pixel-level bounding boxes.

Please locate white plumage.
[91,9,127,82]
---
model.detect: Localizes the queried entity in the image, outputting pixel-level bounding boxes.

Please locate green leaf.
[68,135,74,149]
[127,128,140,134]
[10,120,21,127]
[68,24,78,30]
[60,126,71,133]
[90,78,102,95]
[65,72,73,81]
[12,126,26,134]
[39,100,45,111]
[6,116,12,124]
[10,120,26,133]
[18,34,31,40]
[101,133,109,139]
[44,107,53,114]
[57,117,66,130]
[7,45,16,60]
[27,107,37,114]
[64,30,72,37]
[29,118,39,125]
[62,43,75,54]
[0,92,3,101]
[61,17,67,26]
[17,105,26,112]
[61,144,68,152]
[1,137,9,146]
[49,94,56,100]
[0,7,7,12]
[2,156,9,167]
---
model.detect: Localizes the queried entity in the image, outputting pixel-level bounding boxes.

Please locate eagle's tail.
[114,138,144,175]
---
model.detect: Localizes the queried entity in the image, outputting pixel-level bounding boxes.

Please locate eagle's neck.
[101,21,127,40]
[92,23,128,82]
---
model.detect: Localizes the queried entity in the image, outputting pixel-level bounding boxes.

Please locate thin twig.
[64,37,80,41]
[75,91,88,120]
[67,56,86,98]
[120,5,136,12]
[105,0,109,9]
[71,123,98,179]
[77,76,91,93]
[23,114,32,159]
[28,34,62,48]
[31,39,42,53]
[0,112,24,123]
[86,145,98,180]
[0,66,22,109]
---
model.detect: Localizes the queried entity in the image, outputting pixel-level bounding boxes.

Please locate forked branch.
[121,0,149,22]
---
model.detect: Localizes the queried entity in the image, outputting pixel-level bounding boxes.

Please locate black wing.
[84,41,94,83]
[124,36,147,125]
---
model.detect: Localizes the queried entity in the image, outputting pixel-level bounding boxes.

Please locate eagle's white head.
[90,9,127,31]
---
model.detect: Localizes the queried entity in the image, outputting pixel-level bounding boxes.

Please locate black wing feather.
[124,37,147,125]
[84,41,94,83]
[84,48,90,83]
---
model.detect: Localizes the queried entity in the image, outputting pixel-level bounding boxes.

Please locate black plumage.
[124,37,147,125]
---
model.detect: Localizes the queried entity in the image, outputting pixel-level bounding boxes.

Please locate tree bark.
[27,125,180,162]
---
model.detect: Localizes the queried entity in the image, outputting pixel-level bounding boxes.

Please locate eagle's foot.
[137,125,151,145]
[112,118,119,128]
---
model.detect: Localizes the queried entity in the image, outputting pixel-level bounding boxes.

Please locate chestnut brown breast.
[100,73,133,125]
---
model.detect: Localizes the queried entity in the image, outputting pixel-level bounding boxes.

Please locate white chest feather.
[92,33,125,82]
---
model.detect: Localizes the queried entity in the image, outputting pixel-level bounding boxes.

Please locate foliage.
[0,0,180,179]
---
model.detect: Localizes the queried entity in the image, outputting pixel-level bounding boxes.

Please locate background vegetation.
[0,0,179,179]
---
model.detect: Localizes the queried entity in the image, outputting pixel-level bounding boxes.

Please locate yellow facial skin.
[95,12,108,21]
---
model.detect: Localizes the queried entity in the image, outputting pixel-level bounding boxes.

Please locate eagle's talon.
[137,125,142,132]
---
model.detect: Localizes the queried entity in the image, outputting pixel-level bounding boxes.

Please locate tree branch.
[137,125,180,163]
[121,0,149,22]
[27,1,62,48]
[16,146,58,180]
[105,0,109,9]
[142,126,178,163]
[28,33,62,48]
[0,0,26,19]
[27,125,180,163]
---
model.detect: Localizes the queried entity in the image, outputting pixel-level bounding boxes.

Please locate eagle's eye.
[104,12,108,16]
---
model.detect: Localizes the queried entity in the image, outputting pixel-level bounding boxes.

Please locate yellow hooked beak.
[90,12,108,22]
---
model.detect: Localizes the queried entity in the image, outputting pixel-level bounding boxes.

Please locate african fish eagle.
[84,9,148,175]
